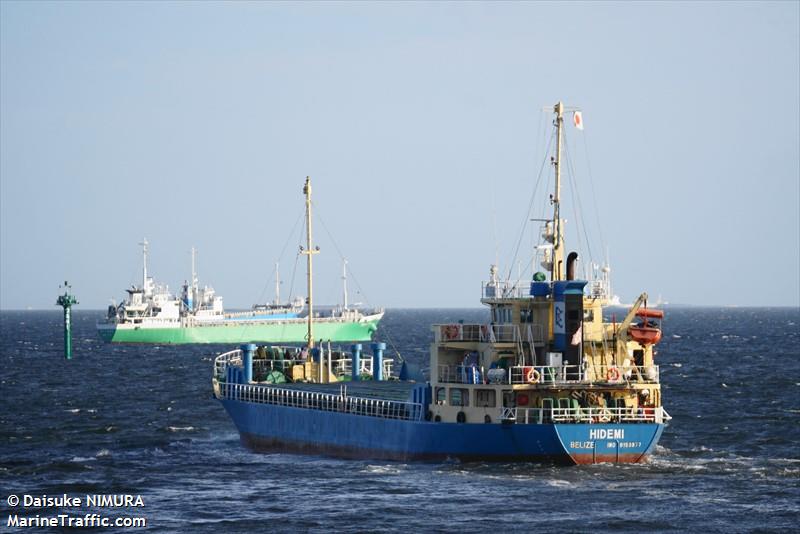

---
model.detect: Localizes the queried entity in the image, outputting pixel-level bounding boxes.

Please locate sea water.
[1,308,798,532]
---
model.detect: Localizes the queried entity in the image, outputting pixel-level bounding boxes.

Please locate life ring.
[526,367,541,384]
[607,367,621,382]
[444,325,459,340]
[598,409,612,423]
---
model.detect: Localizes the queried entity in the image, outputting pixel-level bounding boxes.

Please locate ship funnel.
[567,252,579,281]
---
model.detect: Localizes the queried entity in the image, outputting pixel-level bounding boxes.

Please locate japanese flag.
[573,111,584,130]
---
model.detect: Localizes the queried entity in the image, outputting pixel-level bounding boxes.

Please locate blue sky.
[1,1,798,309]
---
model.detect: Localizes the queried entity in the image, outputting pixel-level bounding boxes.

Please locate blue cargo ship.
[213,102,670,464]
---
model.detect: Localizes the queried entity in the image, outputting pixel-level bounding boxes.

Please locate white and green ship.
[97,200,383,345]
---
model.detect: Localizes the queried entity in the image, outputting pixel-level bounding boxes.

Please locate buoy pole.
[56,281,79,360]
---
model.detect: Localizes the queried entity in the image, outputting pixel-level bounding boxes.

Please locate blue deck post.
[241,343,256,383]
[371,342,386,381]
[351,344,362,381]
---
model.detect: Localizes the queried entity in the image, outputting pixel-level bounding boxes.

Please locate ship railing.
[214,349,243,381]
[506,365,660,385]
[501,406,665,425]
[584,364,660,384]
[481,280,533,299]
[337,358,395,379]
[250,358,394,381]
[437,364,485,384]
[217,382,424,422]
[433,323,521,344]
[509,365,585,384]
[214,349,395,381]
[118,316,183,325]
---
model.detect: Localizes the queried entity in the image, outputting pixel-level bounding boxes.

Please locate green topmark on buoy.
[56,281,78,359]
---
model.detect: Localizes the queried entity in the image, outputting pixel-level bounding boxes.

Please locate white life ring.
[526,367,541,384]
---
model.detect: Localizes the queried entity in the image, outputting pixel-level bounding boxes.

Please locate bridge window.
[450,388,469,407]
[476,389,496,407]
[492,305,513,324]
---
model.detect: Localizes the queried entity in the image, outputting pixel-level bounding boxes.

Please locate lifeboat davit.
[629,308,663,345]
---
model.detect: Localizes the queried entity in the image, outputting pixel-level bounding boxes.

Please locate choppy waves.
[1,308,798,532]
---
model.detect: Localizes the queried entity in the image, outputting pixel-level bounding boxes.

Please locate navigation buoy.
[56,281,78,359]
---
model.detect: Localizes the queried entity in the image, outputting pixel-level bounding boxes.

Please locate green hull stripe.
[97,319,381,344]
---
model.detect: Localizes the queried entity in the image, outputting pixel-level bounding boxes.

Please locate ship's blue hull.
[220,398,664,464]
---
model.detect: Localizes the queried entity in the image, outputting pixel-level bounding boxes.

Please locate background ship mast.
[140,238,151,296]
[342,259,349,311]
[274,262,281,306]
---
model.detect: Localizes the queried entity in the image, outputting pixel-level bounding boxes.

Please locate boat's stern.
[554,422,665,464]
[95,321,116,342]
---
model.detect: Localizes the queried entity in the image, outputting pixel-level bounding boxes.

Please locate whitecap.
[96,449,111,457]
[167,426,196,432]
[71,456,96,463]
[671,363,682,368]
[545,479,572,488]
[672,334,681,338]
[362,465,403,474]
[66,408,80,413]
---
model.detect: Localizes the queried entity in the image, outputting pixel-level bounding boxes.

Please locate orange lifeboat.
[628,308,663,345]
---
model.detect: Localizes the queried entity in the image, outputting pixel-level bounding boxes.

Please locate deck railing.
[481,280,532,299]
[216,381,424,422]
[508,365,660,385]
[214,349,395,382]
[433,323,532,344]
[436,364,660,385]
[501,406,666,424]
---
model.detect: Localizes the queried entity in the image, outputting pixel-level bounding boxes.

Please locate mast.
[301,177,319,349]
[191,246,198,295]
[140,238,150,296]
[342,259,348,311]
[552,101,565,281]
[274,262,280,306]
